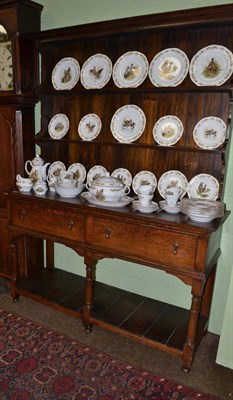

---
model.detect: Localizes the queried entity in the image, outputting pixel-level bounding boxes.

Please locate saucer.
[159,200,181,214]
[132,200,159,214]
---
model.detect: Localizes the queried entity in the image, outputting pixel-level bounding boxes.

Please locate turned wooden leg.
[83,254,97,333]
[182,280,203,372]
[200,265,216,318]
[46,240,54,269]
[10,240,19,302]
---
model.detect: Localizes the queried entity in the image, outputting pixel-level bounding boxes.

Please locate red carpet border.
[0,309,218,399]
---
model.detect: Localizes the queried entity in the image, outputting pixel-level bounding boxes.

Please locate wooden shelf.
[16,267,208,354]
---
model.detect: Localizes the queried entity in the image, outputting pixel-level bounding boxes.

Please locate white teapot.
[25,155,50,183]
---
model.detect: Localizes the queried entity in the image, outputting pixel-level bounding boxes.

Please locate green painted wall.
[37,0,233,368]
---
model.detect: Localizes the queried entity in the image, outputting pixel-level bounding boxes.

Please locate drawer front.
[11,201,84,242]
[91,217,197,269]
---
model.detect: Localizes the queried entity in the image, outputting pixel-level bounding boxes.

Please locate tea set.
[16,158,183,215]
[16,155,50,195]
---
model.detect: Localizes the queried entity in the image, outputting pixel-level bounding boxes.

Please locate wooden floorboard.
[120,297,168,335]
[145,304,189,344]
[16,269,190,350]
[92,291,146,326]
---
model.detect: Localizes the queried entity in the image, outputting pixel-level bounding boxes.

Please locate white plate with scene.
[187,174,219,200]
[52,57,80,90]
[81,192,133,208]
[111,168,132,187]
[193,116,226,149]
[48,114,69,139]
[132,171,157,195]
[149,48,189,87]
[113,51,149,88]
[78,113,102,141]
[48,161,66,178]
[158,170,188,199]
[68,163,86,183]
[189,45,233,86]
[153,115,184,146]
[81,53,112,89]
[111,104,146,143]
[87,165,108,183]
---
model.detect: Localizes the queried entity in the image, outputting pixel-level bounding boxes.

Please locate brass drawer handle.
[20,209,26,219]
[105,227,111,238]
[68,219,74,230]
[173,243,179,255]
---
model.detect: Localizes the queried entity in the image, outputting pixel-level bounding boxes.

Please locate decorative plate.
[87,165,108,183]
[153,115,184,146]
[193,116,226,149]
[68,163,86,183]
[132,171,157,195]
[48,161,66,178]
[78,113,102,141]
[52,57,80,90]
[48,114,70,139]
[149,48,189,87]
[189,45,233,86]
[81,192,133,208]
[158,170,188,199]
[110,104,146,143]
[113,51,149,88]
[80,53,112,89]
[187,174,219,200]
[111,168,132,187]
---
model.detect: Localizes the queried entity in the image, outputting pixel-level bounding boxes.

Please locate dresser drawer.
[11,201,84,242]
[91,217,197,269]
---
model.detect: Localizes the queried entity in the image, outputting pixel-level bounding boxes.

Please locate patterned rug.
[0,308,217,400]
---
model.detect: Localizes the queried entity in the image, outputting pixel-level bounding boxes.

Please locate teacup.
[139,193,154,207]
[165,186,181,206]
[138,183,155,195]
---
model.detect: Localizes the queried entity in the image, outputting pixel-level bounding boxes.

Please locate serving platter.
[81,192,133,208]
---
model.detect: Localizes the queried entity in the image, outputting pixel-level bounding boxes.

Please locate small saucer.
[159,200,181,214]
[132,200,159,214]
